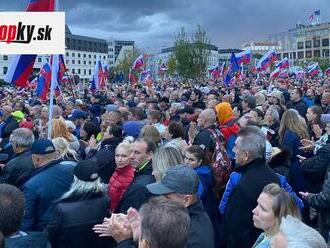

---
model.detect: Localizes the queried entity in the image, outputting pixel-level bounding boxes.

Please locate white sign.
[0,12,65,54]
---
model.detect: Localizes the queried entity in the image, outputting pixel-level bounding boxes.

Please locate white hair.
[278,215,327,248]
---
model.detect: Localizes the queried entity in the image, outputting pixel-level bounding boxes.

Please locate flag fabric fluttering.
[36,62,52,102]
[4,55,37,87]
[4,0,57,87]
[140,69,151,82]
[309,10,320,23]
[325,67,330,76]
[128,69,137,84]
[270,68,280,78]
[224,53,240,86]
[256,49,277,71]
[90,60,106,91]
[275,57,289,70]
[235,49,251,64]
[307,63,321,77]
[132,54,144,70]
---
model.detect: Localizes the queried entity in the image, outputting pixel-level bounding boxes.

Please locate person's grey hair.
[152,146,184,178]
[61,176,104,200]
[170,102,184,112]
[237,126,266,160]
[278,215,327,248]
[52,137,79,161]
[52,105,63,118]
[139,196,190,248]
[267,106,280,123]
[201,109,216,123]
[10,128,35,148]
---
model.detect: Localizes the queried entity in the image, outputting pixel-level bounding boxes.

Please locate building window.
[88,61,91,65]
[103,56,106,59]
[72,60,75,64]
[72,68,75,74]
[297,51,304,59]
[313,39,320,48]
[109,61,113,65]
[66,60,69,64]
[78,53,81,58]
[314,50,320,57]
[72,53,75,57]
[78,69,81,74]
[66,52,69,56]
[3,67,8,74]
[305,41,312,49]
[292,52,296,59]
[110,55,113,58]
[83,54,86,58]
[84,69,86,75]
[323,49,329,57]
[283,53,289,58]
[3,55,8,60]
[94,55,96,59]
[305,50,312,58]
[78,60,81,64]
[89,54,91,58]
[83,61,86,65]
[38,58,42,62]
[322,38,329,47]
[89,69,92,75]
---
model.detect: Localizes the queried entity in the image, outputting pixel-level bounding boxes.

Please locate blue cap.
[70,110,87,121]
[31,139,56,155]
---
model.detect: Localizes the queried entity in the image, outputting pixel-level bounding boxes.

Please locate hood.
[215,102,234,125]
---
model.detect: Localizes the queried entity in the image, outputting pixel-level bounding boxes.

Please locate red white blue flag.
[275,58,289,70]
[90,60,106,91]
[36,62,51,102]
[256,49,277,71]
[26,0,56,11]
[132,54,144,70]
[235,49,251,64]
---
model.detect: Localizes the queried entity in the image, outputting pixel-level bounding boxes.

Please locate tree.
[174,27,195,79]
[192,24,211,79]
[167,55,176,76]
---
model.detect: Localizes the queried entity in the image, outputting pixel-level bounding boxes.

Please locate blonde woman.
[52,137,79,162]
[51,118,80,151]
[279,109,309,192]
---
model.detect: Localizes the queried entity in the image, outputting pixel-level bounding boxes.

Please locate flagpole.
[47,55,59,139]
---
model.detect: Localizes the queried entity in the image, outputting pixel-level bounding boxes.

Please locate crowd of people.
[0,75,330,248]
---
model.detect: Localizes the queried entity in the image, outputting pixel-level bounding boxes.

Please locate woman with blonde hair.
[51,118,80,151]
[52,137,79,162]
[252,183,301,247]
[279,109,309,192]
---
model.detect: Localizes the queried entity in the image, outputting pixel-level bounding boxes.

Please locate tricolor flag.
[275,58,289,70]
[4,0,57,87]
[25,0,56,11]
[132,54,144,70]
[224,53,240,86]
[3,55,37,87]
[140,69,151,82]
[256,49,277,71]
[128,69,137,84]
[235,49,251,64]
[36,62,51,102]
[90,60,106,91]
[307,63,321,77]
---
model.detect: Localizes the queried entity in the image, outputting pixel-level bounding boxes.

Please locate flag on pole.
[325,67,330,76]
[4,55,37,87]
[256,49,277,71]
[26,0,56,11]
[235,49,251,64]
[36,62,51,102]
[275,57,289,70]
[132,54,144,70]
[224,53,240,86]
[90,60,106,91]
[128,69,137,84]
[307,63,321,77]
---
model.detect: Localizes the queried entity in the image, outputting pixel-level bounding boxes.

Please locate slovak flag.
[36,62,51,102]
[235,49,251,64]
[3,55,37,87]
[275,58,289,70]
[90,60,106,91]
[26,0,56,12]
[270,68,280,78]
[128,69,137,84]
[256,49,277,71]
[132,54,144,70]
[307,63,321,77]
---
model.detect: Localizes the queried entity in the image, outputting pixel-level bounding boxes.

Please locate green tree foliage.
[167,55,177,76]
[114,48,142,82]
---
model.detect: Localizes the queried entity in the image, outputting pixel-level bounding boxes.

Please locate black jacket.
[87,137,122,183]
[47,192,112,248]
[0,150,35,188]
[268,148,291,179]
[287,99,307,117]
[187,200,214,248]
[301,141,330,193]
[307,172,330,241]
[193,127,216,155]
[5,231,49,248]
[116,161,155,214]
[223,158,280,248]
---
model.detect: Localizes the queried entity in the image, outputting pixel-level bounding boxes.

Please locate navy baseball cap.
[31,139,56,155]
[147,165,199,195]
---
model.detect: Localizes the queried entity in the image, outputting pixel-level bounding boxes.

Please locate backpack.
[208,128,233,197]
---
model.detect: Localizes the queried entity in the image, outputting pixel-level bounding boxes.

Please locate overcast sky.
[0,0,329,52]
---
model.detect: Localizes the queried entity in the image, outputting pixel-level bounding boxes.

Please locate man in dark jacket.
[222,126,280,248]
[21,139,74,231]
[0,128,35,188]
[0,184,49,247]
[116,138,156,214]
[287,88,307,117]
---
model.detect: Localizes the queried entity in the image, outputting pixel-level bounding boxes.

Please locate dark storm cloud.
[0,0,329,49]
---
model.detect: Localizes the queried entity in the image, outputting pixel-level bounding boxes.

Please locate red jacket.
[108,165,135,211]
